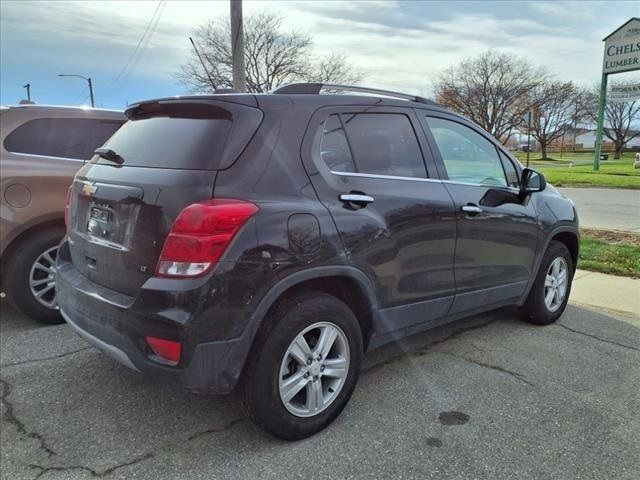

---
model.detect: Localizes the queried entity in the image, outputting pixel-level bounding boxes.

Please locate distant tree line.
[433,50,639,159]
[177,13,638,160]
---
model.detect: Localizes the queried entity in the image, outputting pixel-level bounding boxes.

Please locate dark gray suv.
[56,84,579,439]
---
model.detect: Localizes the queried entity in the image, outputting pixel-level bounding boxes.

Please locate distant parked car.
[1,105,125,323]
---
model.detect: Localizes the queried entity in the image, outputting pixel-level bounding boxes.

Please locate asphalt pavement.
[1,300,639,480]
[558,187,640,232]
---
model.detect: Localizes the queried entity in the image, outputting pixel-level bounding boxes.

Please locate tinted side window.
[343,113,426,178]
[4,118,123,160]
[320,114,356,173]
[425,117,507,187]
[499,150,519,188]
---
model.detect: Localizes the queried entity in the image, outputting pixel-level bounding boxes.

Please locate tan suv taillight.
[64,185,73,233]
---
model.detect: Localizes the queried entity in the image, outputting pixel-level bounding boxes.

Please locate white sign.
[609,83,640,103]
[603,18,640,75]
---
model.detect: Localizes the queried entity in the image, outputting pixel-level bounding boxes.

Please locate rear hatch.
[67,98,262,296]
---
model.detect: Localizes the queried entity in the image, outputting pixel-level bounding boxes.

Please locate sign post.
[593,74,608,171]
[526,110,532,168]
[594,18,640,171]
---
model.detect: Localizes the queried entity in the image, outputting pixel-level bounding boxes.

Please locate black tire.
[240,291,363,440]
[3,227,65,324]
[521,240,574,325]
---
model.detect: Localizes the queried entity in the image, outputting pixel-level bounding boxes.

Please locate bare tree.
[307,52,363,85]
[178,12,363,93]
[433,51,547,143]
[525,81,581,159]
[582,84,640,159]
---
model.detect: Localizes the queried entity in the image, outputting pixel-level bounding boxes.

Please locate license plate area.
[87,204,116,239]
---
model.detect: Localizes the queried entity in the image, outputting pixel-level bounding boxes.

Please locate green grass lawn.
[579,234,640,278]
[511,152,640,189]
[515,151,606,163]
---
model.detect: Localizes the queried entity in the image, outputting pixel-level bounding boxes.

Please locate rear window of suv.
[4,118,123,160]
[98,101,262,170]
[99,116,231,170]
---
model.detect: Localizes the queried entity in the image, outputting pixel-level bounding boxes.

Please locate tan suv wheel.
[4,227,65,324]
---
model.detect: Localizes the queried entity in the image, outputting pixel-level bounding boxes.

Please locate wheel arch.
[550,230,579,271]
[249,266,379,352]
[517,225,579,306]
[1,218,65,275]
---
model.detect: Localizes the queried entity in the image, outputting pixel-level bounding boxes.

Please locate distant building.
[572,129,640,150]
[516,127,640,152]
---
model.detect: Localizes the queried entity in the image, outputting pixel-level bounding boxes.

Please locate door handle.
[461,204,483,214]
[340,193,374,205]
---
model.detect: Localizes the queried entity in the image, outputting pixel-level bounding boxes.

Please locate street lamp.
[57,74,95,107]
[22,83,31,101]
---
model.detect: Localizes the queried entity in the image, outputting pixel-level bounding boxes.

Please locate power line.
[100,1,164,94]
[123,2,164,81]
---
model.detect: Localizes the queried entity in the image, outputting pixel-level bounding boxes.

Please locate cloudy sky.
[1,0,638,108]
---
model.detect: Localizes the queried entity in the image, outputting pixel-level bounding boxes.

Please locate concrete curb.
[570,269,640,317]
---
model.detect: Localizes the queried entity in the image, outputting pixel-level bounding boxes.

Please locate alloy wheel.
[29,246,59,309]
[278,321,350,418]
[544,257,568,313]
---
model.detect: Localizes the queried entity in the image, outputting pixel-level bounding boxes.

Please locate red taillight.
[145,336,181,365]
[64,185,73,233]
[156,199,258,278]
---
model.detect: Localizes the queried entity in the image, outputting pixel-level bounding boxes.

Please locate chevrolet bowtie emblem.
[81,183,97,196]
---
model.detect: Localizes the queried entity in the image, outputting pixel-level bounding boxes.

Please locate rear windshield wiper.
[94,147,125,165]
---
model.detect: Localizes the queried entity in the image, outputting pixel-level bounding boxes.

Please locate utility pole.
[58,74,95,107]
[230,0,246,92]
[22,83,31,101]
[87,77,95,108]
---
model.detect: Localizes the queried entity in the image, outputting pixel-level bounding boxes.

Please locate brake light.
[156,199,258,278]
[64,185,73,233]
[146,336,181,365]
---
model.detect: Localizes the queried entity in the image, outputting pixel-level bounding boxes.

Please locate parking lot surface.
[1,301,639,480]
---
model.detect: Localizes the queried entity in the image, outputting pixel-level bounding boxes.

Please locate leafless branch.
[433,51,547,144]
[177,11,364,93]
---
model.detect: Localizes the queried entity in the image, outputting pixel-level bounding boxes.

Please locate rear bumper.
[55,241,258,394]
[61,309,139,371]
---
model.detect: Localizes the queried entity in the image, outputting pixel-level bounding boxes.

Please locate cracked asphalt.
[1,301,639,480]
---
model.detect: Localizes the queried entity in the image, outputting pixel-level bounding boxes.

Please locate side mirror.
[520,168,546,195]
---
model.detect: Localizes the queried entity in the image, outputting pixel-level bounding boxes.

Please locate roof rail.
[272,83,437,105]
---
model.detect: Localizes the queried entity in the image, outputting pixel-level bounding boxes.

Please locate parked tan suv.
[1,105,125,323]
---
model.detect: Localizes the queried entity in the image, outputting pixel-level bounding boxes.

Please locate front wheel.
[521,240,574,325]
[240,291,363,440]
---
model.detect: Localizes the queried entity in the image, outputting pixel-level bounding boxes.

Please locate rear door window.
[4,118,124,160]
[319,113,427,178]
[320,114,356,173]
